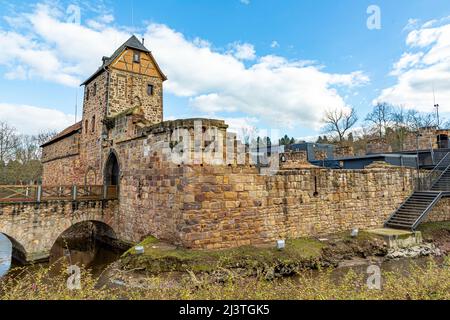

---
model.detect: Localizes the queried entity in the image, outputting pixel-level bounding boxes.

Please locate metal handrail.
[416,152,450,190]
[412,192,443,230]
[425,152,450,179]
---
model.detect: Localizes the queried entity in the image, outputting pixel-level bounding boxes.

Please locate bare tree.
[365,102,393,138]
[406,110,435,130]
[322,107,358,143]
[0,121,19,163]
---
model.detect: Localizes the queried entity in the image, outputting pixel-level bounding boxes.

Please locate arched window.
[85,119,89,134]
[104,152,120,186]
[91,115,96,133]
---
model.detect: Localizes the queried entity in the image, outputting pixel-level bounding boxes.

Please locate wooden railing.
[0,185,119,203]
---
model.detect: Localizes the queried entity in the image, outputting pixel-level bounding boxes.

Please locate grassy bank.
[0,256,448,300]
[119,231,387,278]
[120,236,327,277]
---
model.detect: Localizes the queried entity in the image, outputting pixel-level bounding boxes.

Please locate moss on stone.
[120,237,325,275]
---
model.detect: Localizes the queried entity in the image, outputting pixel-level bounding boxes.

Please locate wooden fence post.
[72,185,77,201]
[36,185,42,202]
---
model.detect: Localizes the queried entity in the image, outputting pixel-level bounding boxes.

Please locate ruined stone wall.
[0,199,119,262]
[401,128,450,151]
[334,145,354,158]
[366,138,392,154]
[280,151,313,169]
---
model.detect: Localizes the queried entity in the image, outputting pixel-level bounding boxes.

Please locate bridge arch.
[0,232,27,263]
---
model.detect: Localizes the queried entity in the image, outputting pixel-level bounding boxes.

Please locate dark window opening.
[91,115,95,133]
[437,134,448,149]
[93,83,97,96]
[105,153,120,186]
[147,84,154,96]
[85,120,89,134]
[86,88,89,101]
[133,51,141,63]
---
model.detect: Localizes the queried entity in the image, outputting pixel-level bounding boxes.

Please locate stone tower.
[79,35,167,184]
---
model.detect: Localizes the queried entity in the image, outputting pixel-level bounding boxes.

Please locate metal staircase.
[385,152,450,230]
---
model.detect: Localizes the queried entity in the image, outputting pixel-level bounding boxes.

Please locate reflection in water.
[49,237,124,277]
[0,234,12,277]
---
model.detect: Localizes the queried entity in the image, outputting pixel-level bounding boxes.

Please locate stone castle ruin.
[39,36,449,250]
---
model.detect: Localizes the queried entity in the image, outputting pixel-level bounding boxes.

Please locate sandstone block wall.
[175,166,416,249]
[108,70,163,125]
[425,198,450,223]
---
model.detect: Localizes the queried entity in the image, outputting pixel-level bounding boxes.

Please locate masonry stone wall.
[334,145,354,158]
[425,198,450,223]
[176,166,416,249]
[42,155,84,186]
[108,70,163,125]
[366,138,392,154]
[41,133,80,163]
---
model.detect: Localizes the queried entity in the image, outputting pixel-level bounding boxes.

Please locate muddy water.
[48,237,125,277]
[0,236,125,279]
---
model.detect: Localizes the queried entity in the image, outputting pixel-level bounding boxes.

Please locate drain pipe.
[101,65,111,184]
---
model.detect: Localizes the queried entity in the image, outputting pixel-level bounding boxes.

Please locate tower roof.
[81,35,166,86]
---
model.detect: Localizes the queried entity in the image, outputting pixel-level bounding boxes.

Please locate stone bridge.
[0,186,120,263]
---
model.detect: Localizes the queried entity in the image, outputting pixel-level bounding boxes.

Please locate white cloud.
[0,3,131,87]
[0,103,74,135]
[377,18,450,111]
[403,18,420,32]
[270,40,279,48]
[144,23,368,129]
[0,3,368,131]
[229,42,256,61]
[390,52,424,76]
[240,0,250,5]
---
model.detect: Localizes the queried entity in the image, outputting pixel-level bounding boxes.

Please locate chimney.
[142,38,145,45]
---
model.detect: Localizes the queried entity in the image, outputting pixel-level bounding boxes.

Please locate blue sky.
[1,0,450,140]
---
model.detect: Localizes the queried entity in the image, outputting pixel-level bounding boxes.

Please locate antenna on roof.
[74,89,78,123]
[433,83,440,129]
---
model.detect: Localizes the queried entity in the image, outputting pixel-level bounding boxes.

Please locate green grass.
[121,237,325,274]
[1,256,449,300]
[418,221,450,233]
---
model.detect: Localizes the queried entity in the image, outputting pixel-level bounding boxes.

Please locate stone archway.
[84,167,97,186]
[0,232,27,264]
[49,220,118,268]
[104,152,120,186]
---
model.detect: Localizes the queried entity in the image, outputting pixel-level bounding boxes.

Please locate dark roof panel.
[40,121,82,147]
[81,35,166,86]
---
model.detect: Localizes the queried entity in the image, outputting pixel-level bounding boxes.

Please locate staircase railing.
[411,192,443,230]
[415,152,450,191]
